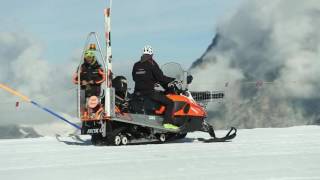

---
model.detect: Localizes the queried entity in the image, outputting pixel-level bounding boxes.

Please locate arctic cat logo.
[87,128,102,134]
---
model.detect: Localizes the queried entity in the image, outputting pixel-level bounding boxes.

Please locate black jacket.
[132,54,175,95]
[73,60,106,88]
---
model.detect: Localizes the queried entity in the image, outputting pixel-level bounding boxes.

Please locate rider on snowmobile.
[132,45,178,130]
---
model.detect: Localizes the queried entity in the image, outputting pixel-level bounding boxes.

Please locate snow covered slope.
[0,126,319,180]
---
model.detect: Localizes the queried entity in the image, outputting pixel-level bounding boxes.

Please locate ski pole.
[0,83,81,130]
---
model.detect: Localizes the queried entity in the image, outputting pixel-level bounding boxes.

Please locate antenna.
[104,0,114,117]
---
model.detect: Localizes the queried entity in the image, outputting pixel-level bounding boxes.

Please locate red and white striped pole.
[104,0,113,117]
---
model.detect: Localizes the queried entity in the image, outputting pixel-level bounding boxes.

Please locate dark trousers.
[81,85,101,98]
[80,85,102,113]
[148,92,174,124]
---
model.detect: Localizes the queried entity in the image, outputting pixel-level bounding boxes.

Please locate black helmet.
[112,76,128,98]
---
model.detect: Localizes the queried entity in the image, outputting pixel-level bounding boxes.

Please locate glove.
[167,81,176,88]
[168,80,181,88]
[81,80,88,85]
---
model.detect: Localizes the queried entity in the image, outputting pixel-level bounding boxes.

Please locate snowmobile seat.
[143,97,161,114]
[129,93,161,115]
[129,95,145,114]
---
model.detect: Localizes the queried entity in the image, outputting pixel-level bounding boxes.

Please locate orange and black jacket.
[73,61,106,87]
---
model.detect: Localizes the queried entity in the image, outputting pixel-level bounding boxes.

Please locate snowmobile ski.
[198,127,237,142]
[55,134,90,145]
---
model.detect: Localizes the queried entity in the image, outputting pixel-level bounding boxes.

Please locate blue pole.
[30,101,81,130]
[0,83,81,130]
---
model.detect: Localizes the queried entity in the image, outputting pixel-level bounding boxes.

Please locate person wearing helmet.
[132,45,178,130]
[73,48,106,100]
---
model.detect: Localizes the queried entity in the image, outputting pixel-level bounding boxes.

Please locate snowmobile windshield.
[161,62,184,82]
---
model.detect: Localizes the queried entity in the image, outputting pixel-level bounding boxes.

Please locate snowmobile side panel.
[167,94,207,117]
[112,113,179,133]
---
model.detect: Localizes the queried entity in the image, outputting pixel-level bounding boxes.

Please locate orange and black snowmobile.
[76,1,236,145]
[78,52,236,145]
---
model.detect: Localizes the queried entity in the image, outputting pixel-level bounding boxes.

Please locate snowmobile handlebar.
[154,80,183,94]
[167,80,183,88]
[166,80,184,94]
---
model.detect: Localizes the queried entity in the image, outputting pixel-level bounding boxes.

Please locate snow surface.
[0,126,319,180]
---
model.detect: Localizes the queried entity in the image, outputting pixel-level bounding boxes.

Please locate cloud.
[0,30,125,137]
[0,32,78,131]
[191,0,320,129]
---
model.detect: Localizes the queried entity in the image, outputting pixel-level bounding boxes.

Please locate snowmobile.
[77,36,236,145]
[82,70,236,145]
[75,1,236,146]
[0,1,235,145]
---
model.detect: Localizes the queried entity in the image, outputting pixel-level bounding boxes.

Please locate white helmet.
[143,45,153,55]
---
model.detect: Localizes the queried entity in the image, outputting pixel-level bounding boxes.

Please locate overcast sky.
[1,0,318,130]
[0,0,241,126]
[0,0,240,68]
